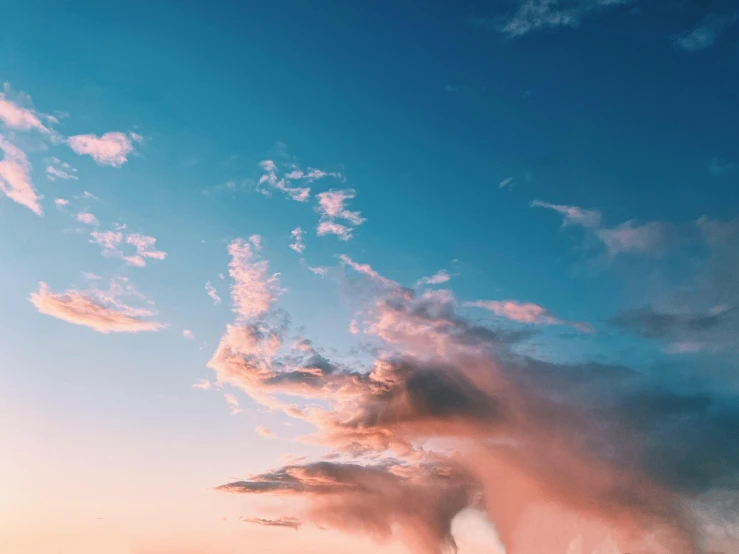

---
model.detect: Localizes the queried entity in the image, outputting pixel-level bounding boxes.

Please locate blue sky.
[2,1,739,553]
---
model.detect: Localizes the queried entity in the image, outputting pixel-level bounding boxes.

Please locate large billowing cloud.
[206,243,739,554]
[0,136,43,215]
[29,279,162,333]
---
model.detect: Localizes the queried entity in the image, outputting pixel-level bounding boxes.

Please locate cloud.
[76,212,99,226]
[45,157,78,181]
[55,198,69,207]
[673,13,737,52]
[192,379,212,390]
[416,270,451,287]
[241,516,302,530]
[205,281,222,305]
[289,227,305,254]
[533,199,671,257]
[499,177,514,190]
[224,393,242,415]
[466,299,592,332]
[531,199,601,229]
[308,266,328,277]
[208,279,739,553]
[257,150,341,202]
[183,329,195,340]
[255,425,274,438]
[219,461,473,553]
[482,0,634,38]
[125,233,167,266]
[67,132,141,167]
[90,230,124,257]
[0,87,54,134]
[708,157,737,177]
[339,255,398,288]
[29,279,162,333]
[0,136,43,215]
[316,189,366,241]
[227,237,283,321]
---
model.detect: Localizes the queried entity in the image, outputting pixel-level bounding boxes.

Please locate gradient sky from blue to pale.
[2,1,739,553]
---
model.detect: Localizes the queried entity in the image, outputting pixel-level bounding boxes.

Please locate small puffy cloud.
[257,151,342,202]
[29,280,162,333]
[183,329,195,340]
[46,157,78,181]
[499,177,514,189]
[224,393,242,415]
[289,227,305,254]
[206,281,222,305]
[55,198,69,207]
[255,425,274,438]
[466,299,592,332]
[416,270,451,287]
[76,212,99,226]
[82,272,101,280]
[674,13,736,52]
[192,379,212,390]
[0,136,43,215]
[308,266,328,277]
[67,132,141,167]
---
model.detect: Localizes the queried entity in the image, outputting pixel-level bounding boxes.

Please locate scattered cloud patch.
[206,281,222,305]
[45,157,78,181]
[183,329,195,340]
[241,517,301,530]
[255,425,274,438]
[90,230,124,257]
[0,136,43,215]
[125,233,167,267]
[532,199,601,229]
[315,189,365,241]
[192,379,212,390]
[308,266,328,277]
[67,132,141,167]
[55,198,69,207]
[224,393,242,415]
[228,237,283,321]
[289,227,305,254]
[0,85,55,134]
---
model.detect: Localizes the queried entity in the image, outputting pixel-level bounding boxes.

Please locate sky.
[1,1,739,553]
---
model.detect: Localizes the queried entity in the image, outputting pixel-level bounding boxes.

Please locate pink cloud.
[308,266,328,277]
[29,281,162,334]
[317,220,354,240]
[227,237,283,321]
[315,189,366,241]
[45,157,78,181]
[90,230,123,257]
[0,136,43,215]
[54,198,69,207]
[416,270,451,286]
[339,255,397,288]
[531,199,602,229]
[596,221,669,257]
[0,90,52,133]
[255,425,274,438]
[224,393,242,415]
[67,132,140,167]
[183,329,195,340]
[205,281,222,305]
[76,212,99,226]
[125,233,167,265]
[466,299,592,332]
[289,227,305,253]
[191,379,212,390]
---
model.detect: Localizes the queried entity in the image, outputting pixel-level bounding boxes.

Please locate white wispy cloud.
[46,157,78,181]
[416,270,451,286]
[205,281,222,305]
[289,227,305,253]
[315,189,366,241]
[0,136,43,215]
[674,13,737,52]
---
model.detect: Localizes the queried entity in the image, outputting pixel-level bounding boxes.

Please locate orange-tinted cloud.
[29,280,162,333]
